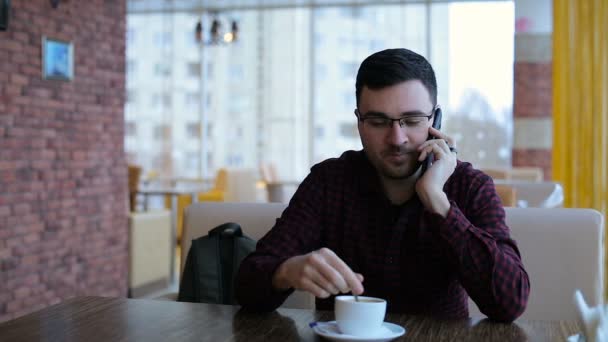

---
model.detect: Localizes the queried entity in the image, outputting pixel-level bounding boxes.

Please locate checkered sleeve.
[236,166,326,312]
[430,173,530,322]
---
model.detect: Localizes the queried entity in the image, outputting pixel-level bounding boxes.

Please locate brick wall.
[513,0,553,180]
[0,0,128,322]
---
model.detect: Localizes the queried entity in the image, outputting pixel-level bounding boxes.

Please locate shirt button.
[387,257,393,264]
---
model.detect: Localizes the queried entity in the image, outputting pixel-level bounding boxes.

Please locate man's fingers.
[308,251,349,293]
[305,252,345,293]
[318,248,364,295]
[300,278,330,298]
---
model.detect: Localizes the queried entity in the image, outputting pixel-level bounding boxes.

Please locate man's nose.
[386,121,408,145]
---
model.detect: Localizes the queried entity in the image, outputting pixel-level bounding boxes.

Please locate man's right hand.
[271,248,364,298]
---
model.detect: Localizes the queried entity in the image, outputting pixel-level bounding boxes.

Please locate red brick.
[12,203,31,215]
[512,148,552,181]
[10,74,29,86]
[1,0,128,320]
[514,62,552,118]
[14,287,32,299]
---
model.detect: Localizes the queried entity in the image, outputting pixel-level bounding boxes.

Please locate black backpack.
[177,222,256,304]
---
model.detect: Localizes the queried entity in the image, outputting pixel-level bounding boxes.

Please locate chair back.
[495,184,517,207]
[468,207,604,320]
[494,180,564,208]
[128,165,142,211]
[183,203,605,319]
[182,202,313,309]
[482,167,543,182]
[214,168,228,192]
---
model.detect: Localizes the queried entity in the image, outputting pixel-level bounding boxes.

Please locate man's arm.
[429,174,530,322]
[416,129,529,321]
[235,171,323,311]
[236,165,364,312]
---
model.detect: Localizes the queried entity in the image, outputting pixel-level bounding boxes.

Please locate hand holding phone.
[420,108,442,174]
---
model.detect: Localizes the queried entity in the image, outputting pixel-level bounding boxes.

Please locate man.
[236,48,530,322]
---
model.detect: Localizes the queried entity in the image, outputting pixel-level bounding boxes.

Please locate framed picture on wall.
[42,36,74,81]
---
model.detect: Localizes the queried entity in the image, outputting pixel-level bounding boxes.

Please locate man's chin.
[379,163,419,180]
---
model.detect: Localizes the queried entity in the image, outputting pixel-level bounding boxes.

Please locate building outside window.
[125,1,514,182]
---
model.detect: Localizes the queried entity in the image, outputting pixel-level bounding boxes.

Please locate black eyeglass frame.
[354,108,436,128]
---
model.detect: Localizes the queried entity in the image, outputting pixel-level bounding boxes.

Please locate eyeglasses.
[354,109,434,132]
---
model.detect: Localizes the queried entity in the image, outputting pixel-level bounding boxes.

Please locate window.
[154,32,172,46]
[206,62,214,80]
[127,60,136,75]
[126,2,514,180]
[154,125,171,140]
[229,65,244,81]
[154,63,171,77]
[127,28,135,45]
[187,62,201,77]
[341,62,358,79]
[185,93,199,108]
[126,90,137,104]
[126,121,137,136]
[186,123,200,138]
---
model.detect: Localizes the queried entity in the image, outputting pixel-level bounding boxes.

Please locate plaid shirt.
[236,150,530,322]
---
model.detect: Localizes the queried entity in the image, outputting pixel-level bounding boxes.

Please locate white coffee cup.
[334,295,387,337]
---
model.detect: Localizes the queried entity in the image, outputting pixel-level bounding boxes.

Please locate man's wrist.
[428,189,450,218]
[271,259,291,291]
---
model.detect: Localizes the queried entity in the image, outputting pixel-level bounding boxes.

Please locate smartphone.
[420,108,442,174]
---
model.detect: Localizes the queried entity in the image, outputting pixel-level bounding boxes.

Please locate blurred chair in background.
[259,162,300,203]
[469,207,604,321]
[176,202,605,320]
[495,184,517,207]
[482,167,543,182]
[509,167,544,182]
[164,168,227,244]
[483,168,511,181]
[128,210,172,298]
[494,180,564,208]
[128,165,142,212]
[198,168,228,202]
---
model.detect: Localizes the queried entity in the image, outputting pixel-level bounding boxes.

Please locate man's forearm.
[433,204,530,322]
[236,254,293,312]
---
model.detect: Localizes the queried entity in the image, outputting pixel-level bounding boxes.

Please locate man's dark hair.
[355,48,437,107]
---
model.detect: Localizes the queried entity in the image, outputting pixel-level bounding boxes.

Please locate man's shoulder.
[450,160,493,188]
[311,150,365,175]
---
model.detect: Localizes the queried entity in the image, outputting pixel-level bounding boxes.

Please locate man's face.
[357,80,435,180]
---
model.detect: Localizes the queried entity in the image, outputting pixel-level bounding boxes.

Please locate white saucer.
[309,321,405,342]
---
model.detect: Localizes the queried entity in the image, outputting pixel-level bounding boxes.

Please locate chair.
[468,207,604,321]
[198,168,228,202]
[180,203,604,320]
[494,180,564,208]
[128,165,142,212]
[483,168,511,181]
[128,210,172,297]
[482,167,544,182]
[509,167,544,182]
[163,168,227,243]
[495,184,517,207]
[181,202,314,309]
[259,162,300,203]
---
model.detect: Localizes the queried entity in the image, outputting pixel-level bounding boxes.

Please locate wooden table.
[0,296,581,341]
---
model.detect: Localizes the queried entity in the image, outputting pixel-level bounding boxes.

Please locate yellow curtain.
[553,0,608,297]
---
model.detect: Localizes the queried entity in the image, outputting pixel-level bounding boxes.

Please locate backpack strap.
[209,222,242,304]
